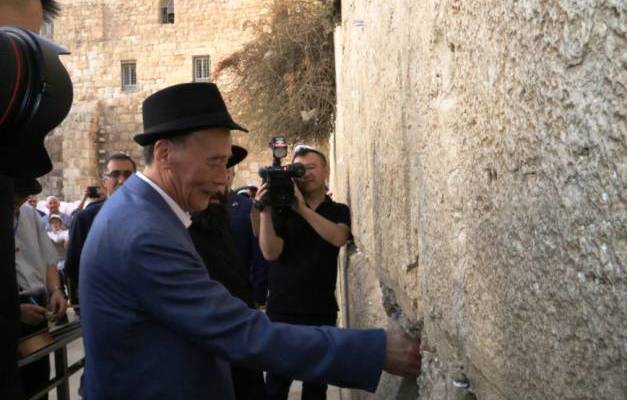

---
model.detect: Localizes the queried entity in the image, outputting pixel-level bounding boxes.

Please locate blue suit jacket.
[80,175,386,399]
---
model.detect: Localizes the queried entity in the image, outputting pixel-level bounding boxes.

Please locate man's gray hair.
[142,131,196,165]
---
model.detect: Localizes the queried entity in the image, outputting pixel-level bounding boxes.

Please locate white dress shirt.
[136,172,192,228]
[15,203,60,293]
[47,229,69,244]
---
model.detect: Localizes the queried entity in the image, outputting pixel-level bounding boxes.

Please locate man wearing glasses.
[65,153,136,306]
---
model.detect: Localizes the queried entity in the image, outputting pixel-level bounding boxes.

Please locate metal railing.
[18,321,84,400]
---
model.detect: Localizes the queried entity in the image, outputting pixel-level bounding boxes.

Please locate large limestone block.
[335,0,625,399]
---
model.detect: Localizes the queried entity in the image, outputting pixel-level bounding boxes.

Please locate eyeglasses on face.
[105,170,133,179]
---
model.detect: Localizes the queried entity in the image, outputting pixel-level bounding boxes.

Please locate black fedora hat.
[134,83,248,146]
[227,145,248,168]
[13,177,42,196]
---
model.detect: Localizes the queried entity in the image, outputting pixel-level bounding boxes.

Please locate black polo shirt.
[267,196,350,316]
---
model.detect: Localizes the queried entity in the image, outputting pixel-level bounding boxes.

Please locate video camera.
[0,24,73,398]
[0,26,73,178]
[256,136,305,213]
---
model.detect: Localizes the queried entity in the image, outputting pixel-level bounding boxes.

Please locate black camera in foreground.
[256,136,305,213]
[0,26,73,178]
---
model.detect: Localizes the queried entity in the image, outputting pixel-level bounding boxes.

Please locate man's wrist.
[258,204,272,215]
[298,205,312,217]
[253,198,266,211]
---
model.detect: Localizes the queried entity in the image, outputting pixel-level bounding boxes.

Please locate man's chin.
[190,195,220,211]
[299,184,316,193]
[188,198,208,212]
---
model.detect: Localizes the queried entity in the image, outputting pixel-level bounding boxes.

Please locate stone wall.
[43,0,272,200]
[333,1,625,399]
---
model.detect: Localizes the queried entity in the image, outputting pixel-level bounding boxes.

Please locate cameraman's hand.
[255,182,285,260]
[291,182,307,215]
[383,326,422,377]
[20,304,47,326]
[255,183,271,214]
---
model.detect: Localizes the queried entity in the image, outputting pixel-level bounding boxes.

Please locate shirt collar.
[136,172,192,228]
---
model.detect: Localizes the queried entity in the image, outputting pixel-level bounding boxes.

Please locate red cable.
[0,37,23,126]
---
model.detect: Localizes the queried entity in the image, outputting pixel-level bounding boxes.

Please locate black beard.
[191,191,229,232]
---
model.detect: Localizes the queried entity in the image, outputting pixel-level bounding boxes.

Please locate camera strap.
[0,36,23,127]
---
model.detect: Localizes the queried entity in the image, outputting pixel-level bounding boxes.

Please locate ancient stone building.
[41,0,272,200]
[332,1,625,399]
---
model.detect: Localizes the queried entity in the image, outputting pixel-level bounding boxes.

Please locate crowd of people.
[15,148,276,399]
[4,1,421,400]
[12,86,421,400]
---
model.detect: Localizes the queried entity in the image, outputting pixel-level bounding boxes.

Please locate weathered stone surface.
[333,1,625,399]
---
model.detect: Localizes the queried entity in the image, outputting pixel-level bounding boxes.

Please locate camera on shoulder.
[256,136,305,213]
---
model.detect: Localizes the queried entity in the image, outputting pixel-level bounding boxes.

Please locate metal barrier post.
[18,321,83,400]
[54,346,70,400]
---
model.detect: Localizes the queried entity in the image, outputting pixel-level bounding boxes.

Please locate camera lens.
[0,27,73,177]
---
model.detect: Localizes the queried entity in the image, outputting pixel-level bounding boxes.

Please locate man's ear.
[153,139,172,166]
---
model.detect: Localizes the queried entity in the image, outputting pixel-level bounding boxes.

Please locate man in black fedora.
[79,82,421,400]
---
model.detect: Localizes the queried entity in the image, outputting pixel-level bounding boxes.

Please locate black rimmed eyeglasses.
[105,170,133,179]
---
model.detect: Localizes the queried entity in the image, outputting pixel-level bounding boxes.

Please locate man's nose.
[214,166,228,185]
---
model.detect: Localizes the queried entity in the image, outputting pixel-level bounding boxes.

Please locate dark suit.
[80,175,386,399]
[227,191,270,305]
[65,199,105,304]
[189,202,253,306]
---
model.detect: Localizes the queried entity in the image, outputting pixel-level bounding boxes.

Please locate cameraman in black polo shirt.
[255,145,351,400]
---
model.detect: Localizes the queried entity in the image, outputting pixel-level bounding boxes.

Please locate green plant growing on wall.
[215,0,337,146]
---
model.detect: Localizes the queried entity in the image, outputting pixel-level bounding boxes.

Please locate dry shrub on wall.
[215,0,337,147]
